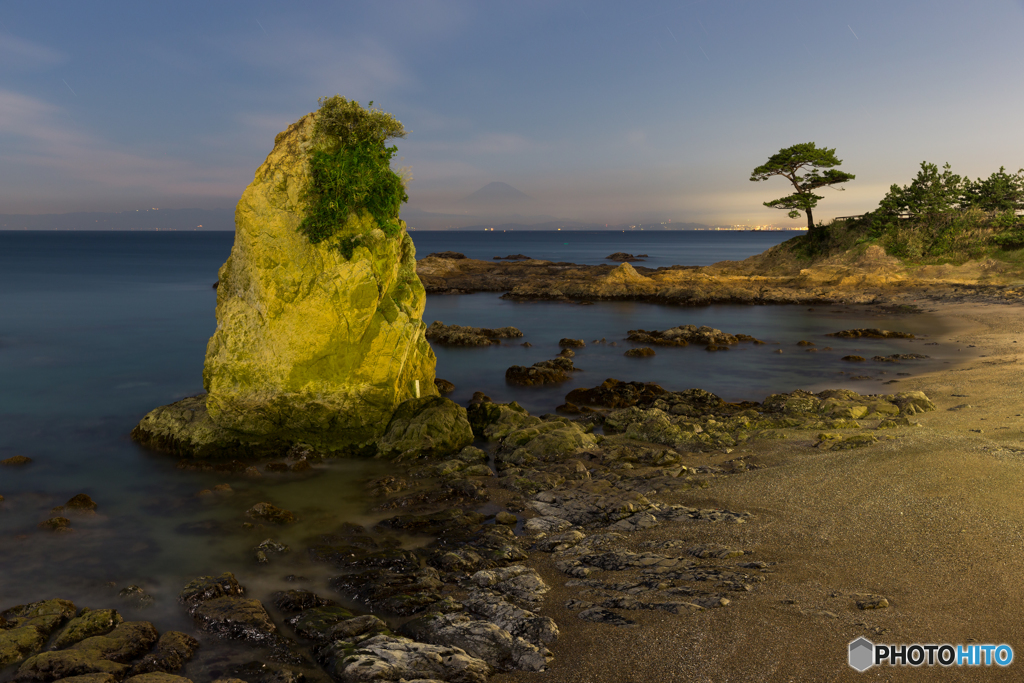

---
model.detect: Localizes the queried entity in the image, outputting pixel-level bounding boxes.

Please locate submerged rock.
[246,503,296,525]
[135,110,437,456]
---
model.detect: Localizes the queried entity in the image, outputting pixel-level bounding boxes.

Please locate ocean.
[0,230,952,628]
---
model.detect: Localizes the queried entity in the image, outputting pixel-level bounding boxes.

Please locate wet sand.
[495,302,1024,682]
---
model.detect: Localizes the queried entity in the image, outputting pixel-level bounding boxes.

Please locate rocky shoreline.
[4,371,942,682]
[415,249,1024,306]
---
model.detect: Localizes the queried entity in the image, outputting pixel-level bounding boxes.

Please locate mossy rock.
[2,599,77,635]
[124,674,194,683]
[0,626,47,669]
[467,401,539,441]
[52,609,123,649]
[377,396,474,461]
[501,420,598,461]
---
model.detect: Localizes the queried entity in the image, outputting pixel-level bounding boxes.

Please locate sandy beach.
[492,302,1024,682]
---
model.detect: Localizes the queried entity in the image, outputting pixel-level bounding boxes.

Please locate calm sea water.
[409,229,798,267]
[0,230,952,624]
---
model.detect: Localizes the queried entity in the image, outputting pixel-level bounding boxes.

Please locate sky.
[2,0,1024,227]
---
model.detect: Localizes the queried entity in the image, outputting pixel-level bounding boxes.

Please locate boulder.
[17,622,159,683]
[51,610,123,650]
[467,400,540,441]
[127,632,198,676]
[135,110,437,456]
[376,396,474,461]
[319,634,491,683]
[399,612,550,672]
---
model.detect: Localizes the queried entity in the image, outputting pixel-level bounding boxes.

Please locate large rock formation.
[134,112,437,456]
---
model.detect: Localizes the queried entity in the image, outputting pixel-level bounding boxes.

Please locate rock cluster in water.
[132,112,436,457]
[426,321,524,346]
[626,324,765,349]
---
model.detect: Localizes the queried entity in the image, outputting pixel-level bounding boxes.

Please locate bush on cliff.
[298,96,409,256]
[782,162,1024,265]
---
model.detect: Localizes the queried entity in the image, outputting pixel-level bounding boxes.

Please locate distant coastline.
[0,208,235,231]
[0,209,805,233]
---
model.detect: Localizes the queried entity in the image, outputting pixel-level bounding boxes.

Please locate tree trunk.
[806,207,815,233]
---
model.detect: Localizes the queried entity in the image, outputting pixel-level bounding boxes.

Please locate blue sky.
[2,0,1023,225]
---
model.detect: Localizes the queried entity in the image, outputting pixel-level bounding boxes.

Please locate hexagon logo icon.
[849,637,874,672]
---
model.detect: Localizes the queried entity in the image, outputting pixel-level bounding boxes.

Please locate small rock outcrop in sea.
[425,321,524,346]
[493,254,532,260]
[827,328,916,339]
[133,107,436,457]
[605,252,645,262]
[506,357,579,386]
[626,325,764,348]
[425,251,467,259]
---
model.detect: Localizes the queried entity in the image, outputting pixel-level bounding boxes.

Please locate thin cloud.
[0,89,244,206]
[0,33,65,68]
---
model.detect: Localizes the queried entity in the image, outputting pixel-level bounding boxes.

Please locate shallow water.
[0,230,953,622]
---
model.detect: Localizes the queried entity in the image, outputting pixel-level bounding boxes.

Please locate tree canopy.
[750,142,855,233]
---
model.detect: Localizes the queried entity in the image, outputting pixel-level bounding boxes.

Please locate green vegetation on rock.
[298,96,408,256]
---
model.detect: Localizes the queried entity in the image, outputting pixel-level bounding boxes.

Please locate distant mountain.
[0,208,235,231]
[463,182,532,205]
